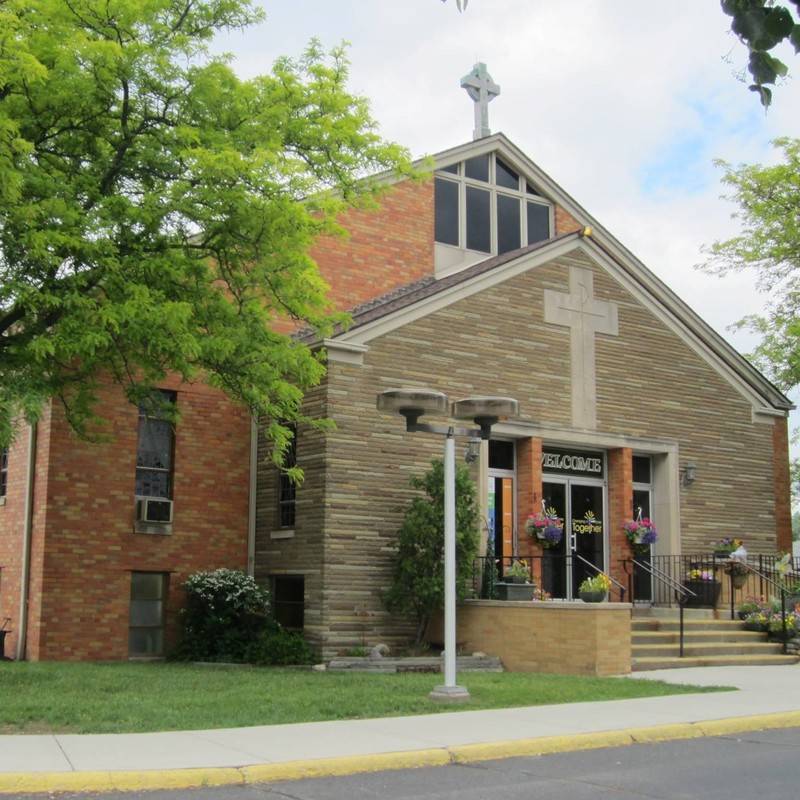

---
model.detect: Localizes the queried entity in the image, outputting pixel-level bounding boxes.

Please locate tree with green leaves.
[384,459,480,646]
[703,138,800,392]
[0,0,410,460]
[722,1,800,107]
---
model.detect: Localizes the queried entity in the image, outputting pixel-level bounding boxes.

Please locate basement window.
[129,572,168,658]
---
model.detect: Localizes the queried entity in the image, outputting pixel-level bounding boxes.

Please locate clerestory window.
[434,153,552,256]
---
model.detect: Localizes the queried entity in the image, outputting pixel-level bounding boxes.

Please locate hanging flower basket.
[623,518,657,552]
[525,508,564,549]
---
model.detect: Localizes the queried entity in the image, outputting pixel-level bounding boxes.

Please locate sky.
[214,0,800,425]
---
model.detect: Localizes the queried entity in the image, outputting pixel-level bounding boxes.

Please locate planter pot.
[743,619,767,632]
[684,580,721,608]
[579,590,606,603]
[496,582,535,602]
[769,628,796,642]
[730,573,748,589]
[713,550,733,559]
[507,575,528,585]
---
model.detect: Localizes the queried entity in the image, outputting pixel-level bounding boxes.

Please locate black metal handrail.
[471,554,626,602]
[625,558,696,657]
[724,560,792,655]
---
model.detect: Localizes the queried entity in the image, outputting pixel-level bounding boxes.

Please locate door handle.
[569,529,577,551]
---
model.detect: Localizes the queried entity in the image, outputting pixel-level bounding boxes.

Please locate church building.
[0,65,792,661]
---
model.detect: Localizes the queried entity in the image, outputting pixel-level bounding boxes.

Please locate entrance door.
[541,479,606,599]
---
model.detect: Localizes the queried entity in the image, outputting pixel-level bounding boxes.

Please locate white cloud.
[215,0,800,435]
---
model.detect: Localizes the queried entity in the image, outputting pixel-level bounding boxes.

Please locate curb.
[2,711,799,795]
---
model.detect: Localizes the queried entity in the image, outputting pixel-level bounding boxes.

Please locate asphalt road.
[23,727,800,799]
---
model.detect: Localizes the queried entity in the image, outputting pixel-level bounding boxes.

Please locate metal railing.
[624,558,696,657]
[723,561,793,655]
[471,554,626,602]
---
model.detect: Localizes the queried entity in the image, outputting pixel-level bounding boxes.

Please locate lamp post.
[377,388,519,702]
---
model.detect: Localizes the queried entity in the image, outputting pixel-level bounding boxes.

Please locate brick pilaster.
[517,438,543,584]
[607,448,633,591]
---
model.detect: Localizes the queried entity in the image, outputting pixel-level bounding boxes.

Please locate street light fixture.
[377,388,519,702]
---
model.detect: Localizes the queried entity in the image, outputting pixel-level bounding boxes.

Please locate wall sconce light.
[464,437,481,464]
[681,462,697,488]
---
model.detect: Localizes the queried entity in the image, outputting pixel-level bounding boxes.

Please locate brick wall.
[428,600,631,675]
[607,448,633,588]
[17,380,249,661]
[311,181,435,313]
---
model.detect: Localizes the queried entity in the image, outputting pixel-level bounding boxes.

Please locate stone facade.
[256,245,791,657]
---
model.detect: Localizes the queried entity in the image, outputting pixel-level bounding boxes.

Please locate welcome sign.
[541,448,604,478]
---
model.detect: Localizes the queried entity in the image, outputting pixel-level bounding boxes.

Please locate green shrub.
[245,629,315,666]
[177,568,272,662]
[383,459,479,645]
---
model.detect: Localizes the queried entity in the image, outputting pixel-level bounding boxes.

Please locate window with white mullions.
[434,153,552,255]
[135,391,176,501]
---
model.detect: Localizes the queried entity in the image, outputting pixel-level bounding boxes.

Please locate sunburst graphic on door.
[573,510,603,535]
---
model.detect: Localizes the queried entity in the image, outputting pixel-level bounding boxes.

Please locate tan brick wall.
[772,417,792,552]
[301,250,784,649]
[254,383,328,654]
[15,381,250,661]
[428,600,631,675]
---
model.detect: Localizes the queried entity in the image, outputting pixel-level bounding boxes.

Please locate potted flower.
[578,572,612,603]
[684,568,721,608]
[623,518,657,552]
[725,560,749,589]
[736,597,763,620]
[712,537,743,559]
[768,612,798,642]
[525,507,564,549]
[506,559,531,584]
[743,610,769,632]
[496,560,536,602]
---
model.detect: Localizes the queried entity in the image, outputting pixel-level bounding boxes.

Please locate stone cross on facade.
[460,63,500,140]
[544,266,619,429]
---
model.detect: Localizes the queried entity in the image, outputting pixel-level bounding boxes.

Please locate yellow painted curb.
[694,711,800,737]
[2,711,799,795]
[450,730,634,763]
[242,749,451,783]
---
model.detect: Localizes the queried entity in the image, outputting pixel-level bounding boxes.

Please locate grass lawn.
[0,662,732,734]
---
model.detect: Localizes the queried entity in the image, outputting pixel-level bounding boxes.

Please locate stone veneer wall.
[307,249,785,651]
[428,601,632,675]
[254,383,329,653]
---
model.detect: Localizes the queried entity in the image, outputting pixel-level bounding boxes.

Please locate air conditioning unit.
[136,496,173,524]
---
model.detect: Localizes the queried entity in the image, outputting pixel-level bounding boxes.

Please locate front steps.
[631,611,799,671]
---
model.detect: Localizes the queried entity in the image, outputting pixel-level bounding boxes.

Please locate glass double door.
[542,479,606,600]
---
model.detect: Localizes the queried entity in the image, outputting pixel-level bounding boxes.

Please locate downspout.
[16,421,37,661]
[247,415,258,577]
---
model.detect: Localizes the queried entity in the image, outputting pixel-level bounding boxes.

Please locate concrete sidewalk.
[1,664,799,794]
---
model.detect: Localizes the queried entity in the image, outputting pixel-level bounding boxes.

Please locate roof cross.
[460,63,500,140]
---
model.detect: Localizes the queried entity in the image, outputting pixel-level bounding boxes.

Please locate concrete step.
[327,655,504,673]
[632,606,717,620]
[632,654,799,671]
[632,641,785,658]
[632,619,746,633]
[631,630,766,645]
